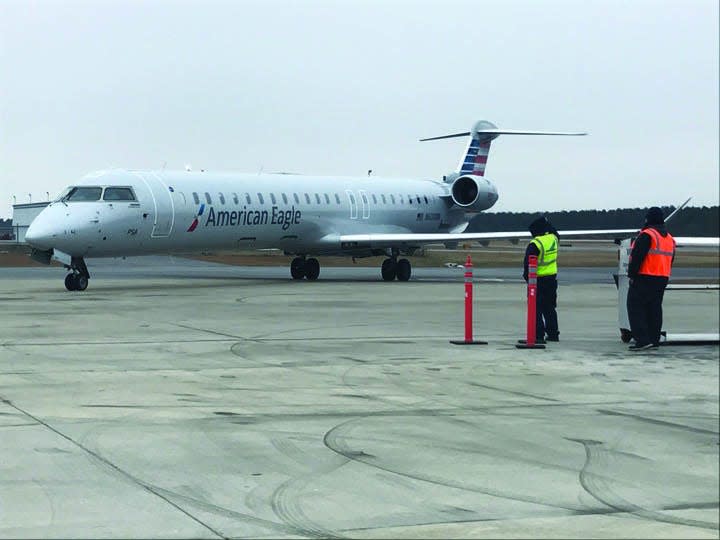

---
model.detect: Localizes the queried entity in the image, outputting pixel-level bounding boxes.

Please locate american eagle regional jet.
[27,120,643,291]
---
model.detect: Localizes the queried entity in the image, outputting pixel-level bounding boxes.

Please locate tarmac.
[0,258,718,539]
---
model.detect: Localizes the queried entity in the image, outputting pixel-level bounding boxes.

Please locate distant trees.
[467,206,719,237]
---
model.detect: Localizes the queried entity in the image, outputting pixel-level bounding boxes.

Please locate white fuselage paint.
[27,169,498,258]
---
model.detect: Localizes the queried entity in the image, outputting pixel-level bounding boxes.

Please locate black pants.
[536,276,559,339]
[627,276,667,346]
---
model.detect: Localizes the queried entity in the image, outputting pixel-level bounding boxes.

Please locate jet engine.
[450,175,498,211]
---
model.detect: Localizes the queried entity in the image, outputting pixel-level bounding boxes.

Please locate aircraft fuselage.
[27,169,499,259]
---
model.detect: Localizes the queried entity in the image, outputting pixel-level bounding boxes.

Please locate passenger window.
[245,193,252,204]
[65,187,102,201]
[335,194,341,204]
[372,194,377,204]
[381,194,387,204]
[205,192,212,204]
[424,196,429,204]
[193,192,200,204]
[232,193,239,204]
[304,193,311,204]
[416,195,421,204]
[315,194,321,204]
[219,193,226,205]
[390,195,396,204]
[103,187,136,201]
[293,193,300,204]
[270,193,277,204]
[282,193,289,204]
[257,193,264,204]
[324,194,330,204]
[408,195,413,205]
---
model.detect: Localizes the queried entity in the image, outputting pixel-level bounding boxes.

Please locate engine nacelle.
[450,175,498,211]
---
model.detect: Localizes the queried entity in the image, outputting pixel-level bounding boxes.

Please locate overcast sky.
[1,0,718,219]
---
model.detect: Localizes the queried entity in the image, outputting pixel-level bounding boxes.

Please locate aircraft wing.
[339,229,638,248]
[674,237,719,247]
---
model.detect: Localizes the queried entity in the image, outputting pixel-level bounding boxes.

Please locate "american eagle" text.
[204,206,302,231]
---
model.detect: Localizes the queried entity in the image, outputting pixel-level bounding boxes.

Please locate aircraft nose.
[25,215,56,250]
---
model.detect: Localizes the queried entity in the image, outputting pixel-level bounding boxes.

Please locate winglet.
[665,197,692,223]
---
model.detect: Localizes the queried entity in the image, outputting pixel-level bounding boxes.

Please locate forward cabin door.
[135,172,175,237]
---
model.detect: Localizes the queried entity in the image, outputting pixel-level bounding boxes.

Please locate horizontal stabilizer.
[420,129,587,141]
[420,120,587,176]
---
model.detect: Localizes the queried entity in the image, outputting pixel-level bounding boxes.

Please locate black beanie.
[528,216,549,236]
[645,207,665,225]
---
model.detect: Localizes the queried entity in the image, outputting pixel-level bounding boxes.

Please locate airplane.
[26,119,643,291]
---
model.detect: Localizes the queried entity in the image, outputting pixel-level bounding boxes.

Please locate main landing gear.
[290,256,320,281]
[289,254,412,282]
[381,257,412,281]
[64,257,90,291]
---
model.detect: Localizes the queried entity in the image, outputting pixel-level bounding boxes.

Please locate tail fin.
[420,120,587,177]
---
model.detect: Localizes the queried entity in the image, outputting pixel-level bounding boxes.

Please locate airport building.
[5,202,49,243]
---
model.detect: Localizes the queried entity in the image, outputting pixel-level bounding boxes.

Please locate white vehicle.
[27,120,637,291]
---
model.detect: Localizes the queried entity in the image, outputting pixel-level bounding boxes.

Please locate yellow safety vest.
[531,233,558,277]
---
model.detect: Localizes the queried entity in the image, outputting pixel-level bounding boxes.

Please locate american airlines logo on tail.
[460,139,491,176]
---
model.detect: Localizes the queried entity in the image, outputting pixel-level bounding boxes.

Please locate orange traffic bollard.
[450,255,488,346]
[516,255,545,349]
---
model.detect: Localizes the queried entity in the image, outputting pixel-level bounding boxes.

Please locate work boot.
[628,343,654,351]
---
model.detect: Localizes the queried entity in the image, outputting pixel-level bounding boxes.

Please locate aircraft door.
[359,190,370,219]
[135,172,175,237]
[346,190,358,220]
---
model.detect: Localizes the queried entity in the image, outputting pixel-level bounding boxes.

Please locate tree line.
[467,206,719,237]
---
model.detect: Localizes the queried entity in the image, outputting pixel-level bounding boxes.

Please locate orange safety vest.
[632,227,675,277]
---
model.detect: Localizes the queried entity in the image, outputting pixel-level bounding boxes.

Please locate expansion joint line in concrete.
[172,322,246,340]
[0,397,229,540]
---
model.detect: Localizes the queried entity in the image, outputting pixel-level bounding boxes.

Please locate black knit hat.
[644,207,665,225]
[528,216,550,236]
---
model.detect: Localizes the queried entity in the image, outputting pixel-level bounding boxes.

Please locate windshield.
[62,187,103,202]
[54,187,73,202]
[103,187,136,201]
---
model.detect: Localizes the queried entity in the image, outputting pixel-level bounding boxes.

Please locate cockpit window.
[103,187,136,201]
[64,187,102,202]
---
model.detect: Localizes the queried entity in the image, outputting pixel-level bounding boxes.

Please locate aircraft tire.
[290,257,306,280]
[396,259,411,281]
[305,258,320,281]
[381,259,396,281]
[64,273,78,291]
[76,275,89,291]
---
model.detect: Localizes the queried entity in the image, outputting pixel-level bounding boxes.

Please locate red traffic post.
[450,255,488,345]
[516,255,545,349]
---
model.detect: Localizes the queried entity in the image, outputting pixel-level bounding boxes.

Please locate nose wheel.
[64,257,90,291]
[65,273,89,291]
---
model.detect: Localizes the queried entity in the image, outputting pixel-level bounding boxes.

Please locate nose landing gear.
[64,257,90,291]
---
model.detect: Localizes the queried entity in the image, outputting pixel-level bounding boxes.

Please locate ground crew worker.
[627,207,675,350]
[523,216,560,342]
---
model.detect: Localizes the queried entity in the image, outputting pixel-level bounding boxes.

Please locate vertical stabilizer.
[457,120,499,176]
